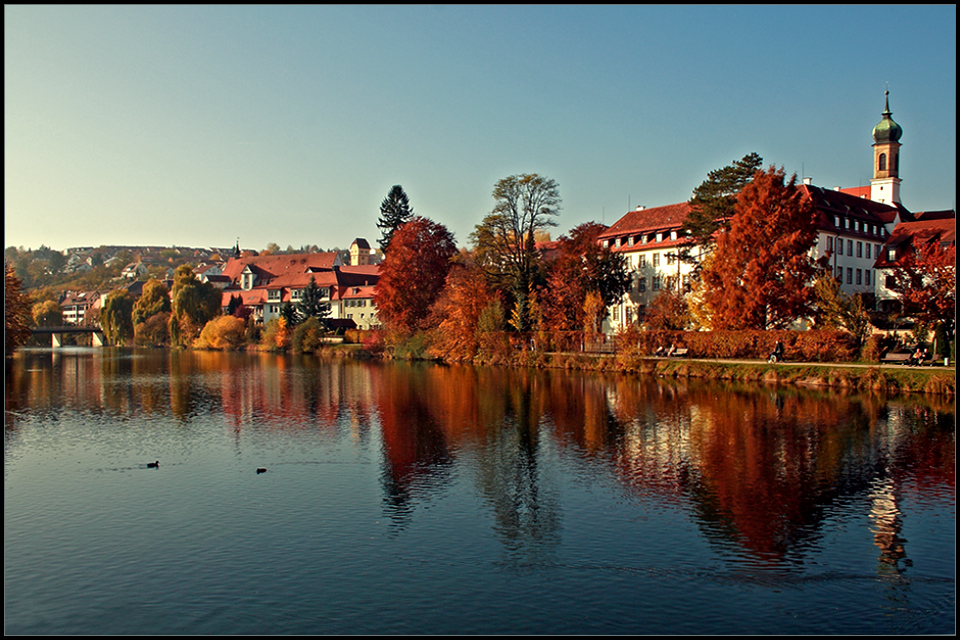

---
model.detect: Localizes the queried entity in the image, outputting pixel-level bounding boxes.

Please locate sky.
[5,5,956,253]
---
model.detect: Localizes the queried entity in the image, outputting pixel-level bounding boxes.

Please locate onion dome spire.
[872,91,902,144]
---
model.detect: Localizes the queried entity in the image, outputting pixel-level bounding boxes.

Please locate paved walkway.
[653,356,955,371]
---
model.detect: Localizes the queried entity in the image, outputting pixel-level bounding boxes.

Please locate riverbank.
[345,343,955,397]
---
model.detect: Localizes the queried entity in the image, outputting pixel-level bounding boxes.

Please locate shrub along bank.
[365,328,955,397]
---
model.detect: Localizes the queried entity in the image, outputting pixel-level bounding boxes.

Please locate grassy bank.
[304,334,956,397]
[377,343,955,396]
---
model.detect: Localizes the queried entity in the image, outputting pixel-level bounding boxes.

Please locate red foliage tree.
[701,166,818,330]
[374,216,458,333]
[539,222,631,331]
[887,238,956,331]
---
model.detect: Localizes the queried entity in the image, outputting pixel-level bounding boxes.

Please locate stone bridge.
[31,325,107,348]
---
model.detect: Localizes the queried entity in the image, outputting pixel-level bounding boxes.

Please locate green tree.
[684,152,763,250]
[471,173,561,331]
[32,300,63,327]
[295,276,331,327]
[377,185,415,253]
[100,290,135,346]
[47,250,67,274]
[132,278,171,326]
[279,302,299,327]
[5,261,32,355]
[291,316,324,353]
[169,264,221,347]
[700,166,818,330]
[811,272,870,346]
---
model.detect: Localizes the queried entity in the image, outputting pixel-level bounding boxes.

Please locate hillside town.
[5,94,956,361]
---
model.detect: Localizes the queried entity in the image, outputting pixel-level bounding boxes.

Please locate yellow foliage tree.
[194,315,246,350]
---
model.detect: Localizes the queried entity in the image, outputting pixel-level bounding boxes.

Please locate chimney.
[803,177,812,185]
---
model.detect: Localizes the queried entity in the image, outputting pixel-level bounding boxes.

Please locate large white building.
[600,92,954,333]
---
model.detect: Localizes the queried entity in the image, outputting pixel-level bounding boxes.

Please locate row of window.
[827,237,883,259]
[834,216,886,238]
[837,267,872,287]
[635,275,691,293]
[634,251,685,269]
[609,229,681,249]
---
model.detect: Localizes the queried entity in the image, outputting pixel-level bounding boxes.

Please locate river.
[4,347,955,634]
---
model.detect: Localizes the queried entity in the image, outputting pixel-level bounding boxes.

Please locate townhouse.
[59,290,101,325]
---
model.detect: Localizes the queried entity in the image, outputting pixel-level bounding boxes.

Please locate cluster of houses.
[52,93,953,338]
[214,238,382,330]
[56,239,383,332]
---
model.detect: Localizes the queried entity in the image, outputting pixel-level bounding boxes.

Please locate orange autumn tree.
[701,166,818,330]
[428,258,499,359]
[374,216,458,334]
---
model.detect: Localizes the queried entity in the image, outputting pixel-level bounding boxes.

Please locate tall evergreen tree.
[684,152,763,250]
[377,185,415,253]
[295,276,331,327]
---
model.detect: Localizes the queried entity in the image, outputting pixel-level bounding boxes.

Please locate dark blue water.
[4,348,955,634]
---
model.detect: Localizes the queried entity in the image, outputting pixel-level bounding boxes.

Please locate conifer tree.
[377,185,415,253]
[684,152,763,250]
[295,276,331,327]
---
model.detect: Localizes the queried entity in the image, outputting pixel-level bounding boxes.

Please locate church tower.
[870,91,903,205]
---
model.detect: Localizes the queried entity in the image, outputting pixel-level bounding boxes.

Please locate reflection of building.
[601,92,955,332]
[869,478,907,570]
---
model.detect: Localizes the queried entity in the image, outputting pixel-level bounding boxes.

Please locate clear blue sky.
[5,5,956,253]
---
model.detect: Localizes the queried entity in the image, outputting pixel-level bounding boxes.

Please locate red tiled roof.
[873,217,956,268]
[599,203,691,239]
[221,289,267,307]
[220,252,341,283]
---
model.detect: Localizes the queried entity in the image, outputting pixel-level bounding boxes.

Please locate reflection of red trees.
[688,391,874,561]
[891,405,956,497]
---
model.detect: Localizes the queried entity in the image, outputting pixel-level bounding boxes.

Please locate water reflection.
[5,348,955,577]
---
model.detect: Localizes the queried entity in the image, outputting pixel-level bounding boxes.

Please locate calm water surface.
[4,348,955,635]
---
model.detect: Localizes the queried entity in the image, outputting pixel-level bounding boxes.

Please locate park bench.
[671,348,689,357]
[880,352,921,365]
